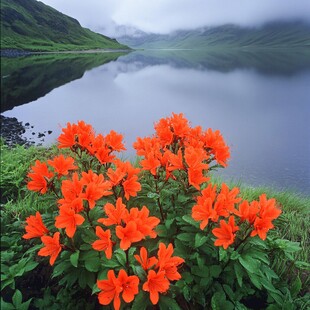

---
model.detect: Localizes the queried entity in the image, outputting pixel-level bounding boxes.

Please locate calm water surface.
[1,50,310,194]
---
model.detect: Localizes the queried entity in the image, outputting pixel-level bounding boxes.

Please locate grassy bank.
[1,141,309,308]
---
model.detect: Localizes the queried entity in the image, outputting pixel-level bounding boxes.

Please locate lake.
[1,49,310,195]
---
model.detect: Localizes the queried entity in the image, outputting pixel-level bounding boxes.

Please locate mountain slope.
[118,21,310,49]
[0,0,128,52]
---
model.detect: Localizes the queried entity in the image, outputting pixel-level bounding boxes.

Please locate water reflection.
[121,49,310,76]
[1,52,128,112]
[1,50,310,194]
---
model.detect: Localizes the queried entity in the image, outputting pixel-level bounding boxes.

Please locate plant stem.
[154,175,165,222]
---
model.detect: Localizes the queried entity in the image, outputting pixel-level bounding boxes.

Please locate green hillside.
[118,21,310,49]
[0,0,129,52]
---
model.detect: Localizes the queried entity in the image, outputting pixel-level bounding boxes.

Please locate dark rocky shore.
[0,115,52,147]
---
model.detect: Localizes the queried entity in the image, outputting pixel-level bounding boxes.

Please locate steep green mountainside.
[1,0,128,52]
[118,21,310,49]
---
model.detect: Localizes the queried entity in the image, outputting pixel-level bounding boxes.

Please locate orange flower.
[27,160,54,194]
[203,128,230,167]
[143,270,170,305]
[134,247,158,270]
[95,146,115,164]
[192,197,217,230]
[82,181,112,209]
[23,211,49,239]
[107,167,126,186]
[98,198,128,226]
[250,194,281,240]
[75,120,95,150]
[57,122,78,149]
[214,183,242,217]
[117,269,140,304]
[48,155,77,178]
[105,130,126,152]
[122,175,141,200]
[154,117,174,146]
[97,269,139,310]
[58,173,84,212]
[92,226,113,259]
[116,221,144,250]
[165,149,184,172]
[124,206,160,239]
[169,112,190,138]
[258,194,281,221]
[140,154,161,176]
[38,232,62,266]
[156,243,184,281]
[235,200,259,224]
[188,167,209,190]
[97,270,122,310]
[251,217,274,240]
[55,205,85,238]
[212,216,239,249]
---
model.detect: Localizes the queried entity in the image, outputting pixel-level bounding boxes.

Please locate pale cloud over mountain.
[40,0,310,36]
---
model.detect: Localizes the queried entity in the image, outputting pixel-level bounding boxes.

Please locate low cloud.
[40,0,310,35]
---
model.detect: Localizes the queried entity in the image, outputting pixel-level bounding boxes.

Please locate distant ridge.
[117,21,310,49]
[0,0,129,52]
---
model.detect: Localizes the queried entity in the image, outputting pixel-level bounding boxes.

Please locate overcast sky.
[39,0,310,36]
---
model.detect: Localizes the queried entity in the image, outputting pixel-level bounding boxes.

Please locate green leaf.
[91,283,100,295]
[182,215,199,228]
[12,289,22,306]
[247,272,262,289]
[291,275,302,297]
[195,233,208,248]
[0,298,15,310]
[24,261,39,273]
[211,291,234,310]
[234,262,244,287]
[19,299,32,310]
[158,295,181,310]
[230,251,240,260]
[147,192,160,199]
[70,251,80,268]
[191,266,209,278]
[219,247,228,262]
[84,253,100,272]
[115,249,126,267]
[176,233,195,243]
[209,265,222,278]
[131,291,149,310]
[260,277,278,293]
[239,255,259,274]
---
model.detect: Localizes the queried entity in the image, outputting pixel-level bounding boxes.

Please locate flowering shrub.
[23,113,284,309]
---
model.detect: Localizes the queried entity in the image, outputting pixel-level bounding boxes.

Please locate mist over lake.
[1,50,310,194]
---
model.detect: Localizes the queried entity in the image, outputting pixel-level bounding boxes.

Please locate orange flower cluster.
[92,197,160,256]
[134,113,230,189]
[96,243,184,309]
[97,269,139,310]
[58,120,126,164]
[192,183,281,248]
[142,243,184,305]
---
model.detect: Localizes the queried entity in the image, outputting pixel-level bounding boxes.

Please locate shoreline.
[0,48,132,58]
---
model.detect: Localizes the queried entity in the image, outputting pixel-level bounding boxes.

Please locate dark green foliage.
[0,0,129,51]
[1,143,309,309]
